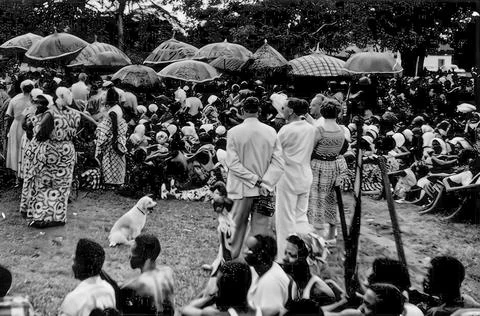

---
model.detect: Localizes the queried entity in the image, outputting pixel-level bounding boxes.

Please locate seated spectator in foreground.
[60,239,116,316]
[181,261,254,316]
[424,256,480,316]
[120,234,175,316]
[282,235,336,306]
[245,235,297,316]
[0,264,35,316]
[364,257,423,316]
[324,283,405,316]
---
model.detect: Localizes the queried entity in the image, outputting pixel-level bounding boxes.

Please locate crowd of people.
[1,68,480,316]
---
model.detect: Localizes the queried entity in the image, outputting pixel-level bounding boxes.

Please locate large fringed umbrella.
[209,55,249,72]
[249,39,288,71]
[195,39,252,61]
[144,38,198,65]
[0,33,43,55]
[289,50,346,77]
[112,65,160,90]
[68,40,131,67]
[158,60,220,83]
[25,31,88,61]
[343,52,403,75]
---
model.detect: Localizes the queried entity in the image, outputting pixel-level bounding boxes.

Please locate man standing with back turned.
[226,96,284,260]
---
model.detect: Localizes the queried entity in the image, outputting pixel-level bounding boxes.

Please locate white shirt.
[71,81,89,102]
[277,120,316,193]
[247,263,293,316]
[185,97,203,116]
[60,276,116,316]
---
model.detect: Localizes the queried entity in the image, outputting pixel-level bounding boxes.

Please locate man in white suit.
[226,97,284,260]
[275,98,317,261]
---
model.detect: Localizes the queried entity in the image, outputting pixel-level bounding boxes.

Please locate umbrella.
[68,41,131,67]
[195,39,252,61]
[250,40,288,70]
[112,65,160,89]
[0,33,43,54]
[158,60,220,83]
[209,55,249,72]
[343,52,403,75]
[25,31,88,61]
[144,38,198,65]
[289,51,346,77]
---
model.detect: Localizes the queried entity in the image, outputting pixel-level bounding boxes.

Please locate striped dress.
[308,125,346,228]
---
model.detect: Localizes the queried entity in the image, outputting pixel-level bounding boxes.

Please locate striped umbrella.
[158,60,220,83]
[250,40,288,70]
[144,38,198,65]
[289,51,346,77]
[0,33,43,54]
[195,39,252,61]
[25,31,87,61]
[68,41,131,67]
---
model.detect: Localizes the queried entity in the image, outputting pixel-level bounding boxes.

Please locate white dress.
[5,93,31,174]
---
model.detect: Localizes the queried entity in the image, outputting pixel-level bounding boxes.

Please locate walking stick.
[376,155,409,273]
[335,185,349,246]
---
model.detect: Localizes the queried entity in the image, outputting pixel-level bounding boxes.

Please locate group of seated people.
[1,232,479,316]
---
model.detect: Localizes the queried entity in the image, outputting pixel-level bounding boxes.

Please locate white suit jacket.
[226,117,284,199]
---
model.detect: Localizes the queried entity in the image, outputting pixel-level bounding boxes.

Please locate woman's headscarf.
[431,138,447,154]
[56,86,73,106]
[392,133,406,148]
[422,132,435,148]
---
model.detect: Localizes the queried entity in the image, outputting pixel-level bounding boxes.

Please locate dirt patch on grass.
[1,189,479,315]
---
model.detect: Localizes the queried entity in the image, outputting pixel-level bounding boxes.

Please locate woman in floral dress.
[23,88,80,228]
[95,88,128,187]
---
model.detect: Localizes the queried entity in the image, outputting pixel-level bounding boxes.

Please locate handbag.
[252,194,276,217]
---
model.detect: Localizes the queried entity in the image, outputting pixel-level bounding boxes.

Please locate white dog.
[108,196,157,247]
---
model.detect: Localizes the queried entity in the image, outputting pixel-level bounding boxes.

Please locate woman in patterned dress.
[95,88,128,188]
[23,87,80,228]
[19,94,51,218]
[308,99,347,241]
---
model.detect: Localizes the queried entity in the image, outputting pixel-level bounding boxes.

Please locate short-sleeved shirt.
[0,296,35,316]
[185,97,203,116]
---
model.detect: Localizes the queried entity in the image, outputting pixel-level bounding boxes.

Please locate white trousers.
[275,185,313,262]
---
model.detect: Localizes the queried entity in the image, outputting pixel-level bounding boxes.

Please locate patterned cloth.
[95,105,127,185]
[0,90,11,162]
[290,53,345,77]
[19,105,80,223]
[0,296,35,316]
[17,107,37,179]
[308,126,346,227]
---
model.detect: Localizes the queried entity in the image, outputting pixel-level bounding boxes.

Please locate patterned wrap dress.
[22,106,80,223]
[95,105,127,185]
[308,125,346,227]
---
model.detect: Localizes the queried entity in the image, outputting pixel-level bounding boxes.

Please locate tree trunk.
[117,0,127,50]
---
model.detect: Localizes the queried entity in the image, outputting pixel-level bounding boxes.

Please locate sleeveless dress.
[308,125,346,228]
[5,94,30,174]
[21,106,80,224]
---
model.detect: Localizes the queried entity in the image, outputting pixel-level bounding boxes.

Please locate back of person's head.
[106,88,119,105]
[428,256,465,295]
[79,73,87,82]
[253,234,277,264]
[287,98,309,116]
[285,299,323,316]
[89,308,120,316]
[0,265,12,297]
[285,235,309,260]
[368,257,411,292]
[216,261,252,311]
[242,96,260,114]
[368,283,405,316]
[74,239,105,280]
[134,234,161,262]
[320,98,341,119]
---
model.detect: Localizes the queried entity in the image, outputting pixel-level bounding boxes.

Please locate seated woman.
[181,261,254,316]
[282,235,336,306]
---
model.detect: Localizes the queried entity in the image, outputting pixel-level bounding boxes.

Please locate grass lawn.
[1,188,479,315]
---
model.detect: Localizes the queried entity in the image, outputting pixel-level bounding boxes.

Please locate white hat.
[208,95,218,105]
[139,119,149,125]
[137,105,147,114]
[402,129,413,142]
[457,103,476,113]
[31,88,43,100]
[148,103,158,113]
[215,125,226,136]
[183,85,190,91]
[200,123,214,133]
[53,77,62,84]
[392,133,405,148]
[20,79,34,90]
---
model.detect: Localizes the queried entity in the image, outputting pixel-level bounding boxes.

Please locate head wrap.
[134,124,146,136]
[402,129,413,143]
[55,87,73,105]
[148,103,158,113]
[137,105,147,114]
[392,133,406,148]
[31,88,43,100]
[431,138,447,154]
[421,124,434,133]
[200,123,214,133]
[208,95,218,105]
[215,125,227,136]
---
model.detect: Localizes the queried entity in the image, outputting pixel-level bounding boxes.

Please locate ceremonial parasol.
[0,33,43,54]
[68,40,131,67]
[144,38,198,65]
[343,52,403,75]
[209,54,249,72]
[195,39,252,61]
[249,39,288,70]
[25,31,88,61]
[289,50,346,77]
[158,60,221,83]
[112,65,160,90]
